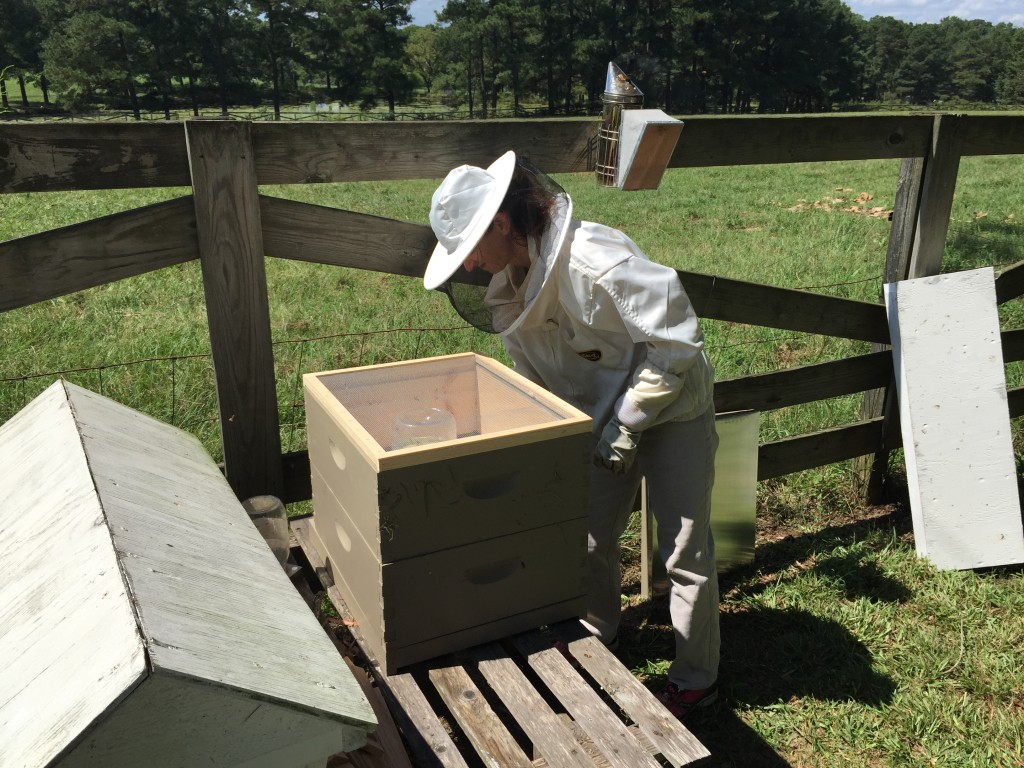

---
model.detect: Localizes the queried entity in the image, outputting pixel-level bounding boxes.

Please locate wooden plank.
[713,351,892,414]
[855,155,924,503]
[884,157,926,284]
[260,195,435,277]
[1003,328,1024,364]
[757,417,896,480]
[186,119,284,501]
[252,120,599,183]
[469,642,595,768]
[282,449,313,504]
[539,718,659,768]
[1008,386,1024,419]
[958,114,1024,157]
[0,122,190,192]
[0,196,197,312]
[547,622,711,767]
[679,270,890,344]
[909,114,962,280]
[428,664,534,768]
[668,114,933,168]
[510,629,663,768]
[383,674,471,768]
[995,260,1024,305]
[2,114,1018,195]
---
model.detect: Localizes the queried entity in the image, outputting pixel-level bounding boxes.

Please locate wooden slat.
[909,114,962,279]
[1,113,1019,195]
[995,260,1024,305]
[428,664,535,768]
[713,351,892,414]
[469,643,595,768]
[282,449,313,505]
[3,113,969,194]
[186,119,284,501]
[958,114,1024,157]
[260,195,435,277]
[510,630,663,768]
[252,120,599,183]
[0,122,190,193]
[541,719,660,768]
[263,201,892,345]
[884,156,926,284]
[680,271,890,344]
[668,114,933,168]
[384,674,471,768]
[757,417,897,480]
[1001,328,1024,364]
[854,153,924,501]
[0,196,197,312]
[547,622,711,767]
[1008,386,1024,419]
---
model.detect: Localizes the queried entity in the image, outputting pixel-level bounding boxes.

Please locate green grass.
[2,152,1024,766]
[615,510,1024,767]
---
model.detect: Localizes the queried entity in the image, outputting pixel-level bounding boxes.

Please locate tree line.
[1,0,1023,119]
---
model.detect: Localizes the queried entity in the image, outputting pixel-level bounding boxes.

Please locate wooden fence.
[2,114,1023,505]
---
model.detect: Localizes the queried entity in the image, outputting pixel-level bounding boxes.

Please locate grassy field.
[2,152,1023,766]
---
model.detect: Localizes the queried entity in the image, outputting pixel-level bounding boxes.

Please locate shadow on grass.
[616,504,908,765]
[618,597,896,766]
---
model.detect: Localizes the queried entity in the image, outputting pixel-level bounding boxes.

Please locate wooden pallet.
[293,519,711,768]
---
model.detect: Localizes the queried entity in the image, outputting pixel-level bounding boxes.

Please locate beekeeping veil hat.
[425,152,570,334]
[424,150,517,291]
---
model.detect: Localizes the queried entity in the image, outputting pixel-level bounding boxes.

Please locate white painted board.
[0,383,148,768]
[884,267,1024,570]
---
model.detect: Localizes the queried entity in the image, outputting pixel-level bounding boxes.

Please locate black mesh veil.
[437,266,500,333]
[433,157,568,334]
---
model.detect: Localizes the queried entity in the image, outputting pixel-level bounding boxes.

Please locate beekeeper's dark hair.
[498,160,559,245]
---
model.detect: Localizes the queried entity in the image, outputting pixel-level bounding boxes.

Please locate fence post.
[856,114,962,502]
[185,119,284,501]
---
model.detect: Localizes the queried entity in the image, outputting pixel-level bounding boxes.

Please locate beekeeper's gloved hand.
[594,417,641,474]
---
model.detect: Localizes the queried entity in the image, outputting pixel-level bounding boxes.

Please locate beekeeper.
[424,150,720,718]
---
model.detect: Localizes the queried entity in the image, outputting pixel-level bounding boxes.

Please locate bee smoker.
[596,62,644,187]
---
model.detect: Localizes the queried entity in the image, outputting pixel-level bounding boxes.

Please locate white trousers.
[580,407,721,690]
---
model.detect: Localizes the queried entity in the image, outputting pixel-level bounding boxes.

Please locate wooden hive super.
[303,353,592,673]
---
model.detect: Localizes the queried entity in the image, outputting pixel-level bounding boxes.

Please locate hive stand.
[293,519,712,768]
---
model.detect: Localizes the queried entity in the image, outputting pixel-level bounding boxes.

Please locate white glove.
[593,418,641,474]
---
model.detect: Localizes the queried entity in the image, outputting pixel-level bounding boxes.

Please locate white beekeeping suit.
[426,151,721,703]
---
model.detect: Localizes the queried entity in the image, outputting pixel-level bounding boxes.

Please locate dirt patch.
[788,188,892,218]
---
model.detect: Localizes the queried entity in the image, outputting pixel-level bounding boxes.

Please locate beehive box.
[304,353,592,673]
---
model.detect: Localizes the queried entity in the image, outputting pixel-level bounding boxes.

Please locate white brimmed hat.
[424,150,517,290]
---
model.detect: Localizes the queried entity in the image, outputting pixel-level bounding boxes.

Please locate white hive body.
[304,353,592,674]
[0,381,376,768]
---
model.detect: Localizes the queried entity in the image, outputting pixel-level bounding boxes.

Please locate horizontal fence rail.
[2,114,1023,502]
[6,115,1024,194]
